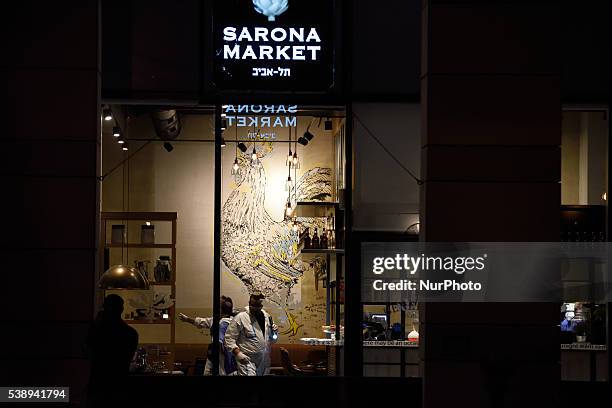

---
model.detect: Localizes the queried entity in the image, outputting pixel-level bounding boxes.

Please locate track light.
[163,142,174,152]
[297,136,308,146]
[220,138,226,148]
[117,139,125,144]
[221,119,227,131]
[304,130,315,141]
[238,142,248,153]
[325,119,333,131]
[112,127,121,137]
[122,144,129,151]
[103,108,113,121]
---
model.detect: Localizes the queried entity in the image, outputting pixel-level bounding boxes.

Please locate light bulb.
[602,192,607,201]
[286,201,293,216]
[231,157,240,176]
[292,222,299,232]
[286,149,293,167]
[285,175,294,191]
[292,152,300,169]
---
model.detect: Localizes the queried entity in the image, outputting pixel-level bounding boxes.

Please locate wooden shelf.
[101,211,178,346]
[102,212,177,221]
[301,248,344,254]
[106,243,173,248]
[295,201,340,217]
[296,201,339,207]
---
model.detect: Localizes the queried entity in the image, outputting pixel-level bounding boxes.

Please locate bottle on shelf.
[328,229,335,249]
[304,228,312,249]
[312,228,320,249]
[321,228,328,249]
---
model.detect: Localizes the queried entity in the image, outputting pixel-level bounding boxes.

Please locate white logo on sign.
[252,0,288,21]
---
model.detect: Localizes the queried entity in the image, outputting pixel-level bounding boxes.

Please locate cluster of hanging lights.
[285,126,300,235]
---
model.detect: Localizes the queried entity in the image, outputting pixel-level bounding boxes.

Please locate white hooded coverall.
[193,316,234,375]
[224,306,277,376]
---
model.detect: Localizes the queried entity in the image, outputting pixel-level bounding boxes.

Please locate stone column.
[1,1,101,401]
[420,1,560,407]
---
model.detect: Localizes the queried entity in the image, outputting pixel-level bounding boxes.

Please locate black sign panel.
[213,0,334,92]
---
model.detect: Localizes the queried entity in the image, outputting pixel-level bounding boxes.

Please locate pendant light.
[251,126,260,166]
[251,144,259,165]
[292,218,299,233]
[285,198,293,217]
[99,119,149,290]
[286,127,293,167]
[231,121,240,176]
[285,164,294,191]
[292,124,300,169]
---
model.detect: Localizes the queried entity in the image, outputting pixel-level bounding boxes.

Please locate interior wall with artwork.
[101,107,346,350]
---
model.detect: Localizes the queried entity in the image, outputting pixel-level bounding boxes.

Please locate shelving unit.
[294,201,345,376]
[100,212,178,346]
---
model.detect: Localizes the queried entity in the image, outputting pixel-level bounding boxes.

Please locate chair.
[279,347,326,376]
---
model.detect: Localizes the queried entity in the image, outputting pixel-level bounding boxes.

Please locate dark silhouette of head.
[103,294,124,319]
[221,295,233,317]
[249,292,265,312]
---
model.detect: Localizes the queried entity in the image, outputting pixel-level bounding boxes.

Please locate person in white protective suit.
[178,295,237,375]
[224,292,278,376]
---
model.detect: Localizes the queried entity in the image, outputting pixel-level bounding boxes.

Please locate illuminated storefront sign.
[214,0,334,91]
[224,104,297,140]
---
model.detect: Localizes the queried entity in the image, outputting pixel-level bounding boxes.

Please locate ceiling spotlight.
[220,138,226,148]
[238,142,247,153]
[117,139,125,144]
[304,130,315,141]
[122,144,129,151]
[112,127,121,137]
[103,108,113,121]
[163,142,174,152]
[221,119,228,131]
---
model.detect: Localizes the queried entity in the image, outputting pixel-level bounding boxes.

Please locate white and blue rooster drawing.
[221,141,330,307]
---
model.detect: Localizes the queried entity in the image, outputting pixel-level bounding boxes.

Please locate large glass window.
[100,108,216,375]
[220,105,346,376]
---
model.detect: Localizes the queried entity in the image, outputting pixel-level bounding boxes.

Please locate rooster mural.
[221,141,331,308]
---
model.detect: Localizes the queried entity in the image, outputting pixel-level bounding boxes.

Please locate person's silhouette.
[85,294,138,403]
